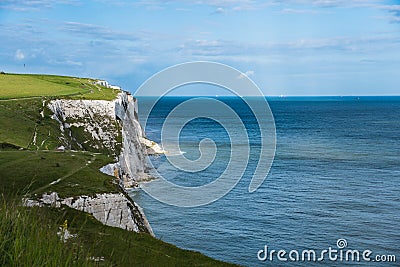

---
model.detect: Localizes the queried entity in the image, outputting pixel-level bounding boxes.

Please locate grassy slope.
[0,74,122,152]
[0,151,118,199]
[0,73,238,266]
[0,72,119,150]
[0,202,235,267]
[0,73,118,100]
[0,98,61,149]
[0,201,91,266]
[46,206,234,266]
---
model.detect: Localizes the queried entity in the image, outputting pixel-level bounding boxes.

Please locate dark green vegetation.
[0,200,236,266]
[0,73,118,100]
[0,73,237,266]
[0,98,62,150]
[0,93,121,156]
[0,151,118,199]
[0,200,90,266]
[0,73,121,154]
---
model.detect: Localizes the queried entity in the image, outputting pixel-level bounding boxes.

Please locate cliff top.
[0,73,119,100]
[0,73,123,152]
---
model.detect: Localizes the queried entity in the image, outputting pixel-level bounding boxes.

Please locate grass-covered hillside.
[0,151,118,199]
[1,200,237,266]
[0,73,120,151]
[0,73,122,154]
[0,73,238,267]
[0,73,119,100]
[0,98,62,150]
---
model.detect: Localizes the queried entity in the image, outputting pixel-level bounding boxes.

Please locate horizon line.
[134,95,400,97]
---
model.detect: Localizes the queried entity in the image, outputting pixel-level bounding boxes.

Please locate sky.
[0,0,400,96]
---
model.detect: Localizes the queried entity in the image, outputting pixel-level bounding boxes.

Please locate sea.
[129,96,400,266]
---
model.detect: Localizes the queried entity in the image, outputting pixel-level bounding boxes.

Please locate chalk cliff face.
[45,91,154,234]
[25,192,153,235]
[48,99,122,156]
[114,93,150,185]
[48,91,150,184]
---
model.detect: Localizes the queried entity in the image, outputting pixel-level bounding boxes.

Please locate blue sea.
[130,96,400,266]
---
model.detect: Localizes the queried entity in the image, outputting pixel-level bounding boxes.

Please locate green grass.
[0,100,36,148]
[0,200,91,266]
[0,201,237,267]
[44,206,237,266]
[0,151,118,199]
[0,98,121,154]
[0,73,119,100]
[0,73,121,150]
[0,98,62,150]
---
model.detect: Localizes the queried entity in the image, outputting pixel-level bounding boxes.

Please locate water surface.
[130,96,400,266]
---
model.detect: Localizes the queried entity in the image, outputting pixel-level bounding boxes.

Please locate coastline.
[0,74,239,266]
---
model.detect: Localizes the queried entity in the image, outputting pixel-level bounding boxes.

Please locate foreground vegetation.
[0,200,90,266]
[0,73,237,266]
[0,199,235,266]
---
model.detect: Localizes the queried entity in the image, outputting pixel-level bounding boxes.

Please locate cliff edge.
[38,90,155,234]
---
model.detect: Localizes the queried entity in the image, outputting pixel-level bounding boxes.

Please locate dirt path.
[30,153,97,195]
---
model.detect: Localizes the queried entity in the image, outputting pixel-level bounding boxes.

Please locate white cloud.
[0,0,79,12]
[213,7,225,13]
[238,70,254,79]
[277,0,381,7]
[280,8,323,14]
[61,21,138,41]
[245,70,254,76]
[66,60,82,66]
[14,49,25,61]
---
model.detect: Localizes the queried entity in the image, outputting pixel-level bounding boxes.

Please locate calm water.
[130,96,400,266]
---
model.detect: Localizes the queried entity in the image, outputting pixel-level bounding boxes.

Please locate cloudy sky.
[1,0,399,95]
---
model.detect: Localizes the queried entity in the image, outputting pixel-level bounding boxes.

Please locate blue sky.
[0,0,399,95]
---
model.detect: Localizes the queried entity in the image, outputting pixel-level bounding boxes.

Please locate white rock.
[47,98,120,152]
[44,91,155,234]
[24,192,153,235]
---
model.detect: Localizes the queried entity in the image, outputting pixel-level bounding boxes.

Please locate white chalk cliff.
[43,91,156,234]
[25,192,153,234]
[114,93,151,185]
[47,99,120,153]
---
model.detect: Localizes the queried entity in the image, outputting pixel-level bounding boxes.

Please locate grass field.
[0,73,119,100]
[0,98,62,149]
[0,151,118,199]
